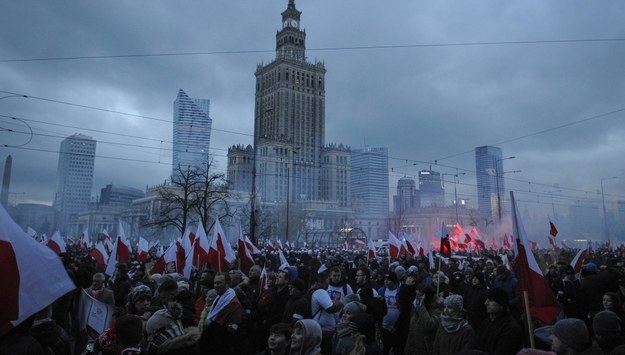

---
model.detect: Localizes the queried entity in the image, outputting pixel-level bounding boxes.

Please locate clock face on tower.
[291,19,298,27]
[283,20,289,28]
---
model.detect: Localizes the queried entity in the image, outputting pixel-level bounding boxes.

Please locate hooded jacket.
[292,319,322,355]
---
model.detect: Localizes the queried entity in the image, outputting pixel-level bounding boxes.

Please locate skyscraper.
[394,176,418,214]
[254,0,326,203]
[475,145,504,221]
[418,170,444,207]
[172,89,212,176]
[54,134,96,233]
[351,147,389,217]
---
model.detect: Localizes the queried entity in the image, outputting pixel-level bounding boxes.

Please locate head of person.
[464,267,474,283]
[205,289,218,308]
[472,272,485,287]
[384,272,398,290]
[128,284,153,314]
[115,263,129,279]
[213,272,231,295]
[432,271,449,286]
[551,318,591,354]
[341,301,367,323]
[249,265,262,281]
[115,315,143,349]
[564,265,576,280]
[267,323,292,354]
[329,266,342,286]
[267,271,277,289]
[229,269,243,287]
[593,310,623,346]
[443,294,464,318]
[291,319,322,355]
[394,265,406,281]
[355,267,371,287]
[316,271,330,288]
[485,287,508,315]
[603,292,621,312]
[415,284,436,308]
[91,272,105,290]
[275,269,291,289]
[349,313,376,351]
[157,278,179,305]
[496,265,509,280]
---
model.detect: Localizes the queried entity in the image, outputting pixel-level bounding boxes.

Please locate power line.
[1,38,624,63]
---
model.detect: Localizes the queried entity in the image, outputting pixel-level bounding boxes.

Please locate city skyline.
[1,1,624,229]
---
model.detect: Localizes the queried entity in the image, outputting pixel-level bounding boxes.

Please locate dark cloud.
[1,0,624,225]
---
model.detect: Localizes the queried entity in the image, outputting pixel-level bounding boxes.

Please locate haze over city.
[1,0,624,241]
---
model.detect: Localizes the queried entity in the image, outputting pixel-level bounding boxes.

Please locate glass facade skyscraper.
[475,145,504,221]
[351,147,389,217]
[54,133,96,233]
[418,170,444,207]
[173,89,212,176]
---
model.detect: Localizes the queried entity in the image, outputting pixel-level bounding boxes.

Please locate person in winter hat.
[432,294,475,355]
[550,318,602,355]
[472,287,523,355]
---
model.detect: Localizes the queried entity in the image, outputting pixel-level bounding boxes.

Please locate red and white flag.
[151,241,184,275]
[78,229,91,249]
[104,222,132,276]
[181,226,195,258]
[511,191,560,325]
[238,228,255,275]
[454,223,463,237]
[278,249,290,268]
[136,237,150,262]
[0,204,75,337]
[259,265,269,292]
[244,235,261,255]
[207,218,236,272]
[275,239,284,250]
[47,231,66,255]
[183,240,196,279]
[193,221,210,268]
[388,231,402,260]
[367,238,377,259]
[549,222,558,237]
[89,242,109,271]
[570,243,590,274]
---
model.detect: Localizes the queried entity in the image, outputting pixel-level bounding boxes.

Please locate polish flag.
[454,223,463,237]
[207,218,236,272]
[367,239,377,259]
[278,249,290,268]
[424,239,435,269]
[102,230,113,254]
[151,241,184,275]
[549,222,558,237]
[491,237,499,250]
[89,242,109,270]
[503,234,511,250]
[469,227,480,238]
[511,191,560,325]
[388,231,402,260]
[275,240,284,250]
[405,239,416,256]
[0,203,75,337]
[439,234,452,257]
[547,236,559,251]
[47,231,66,255]
[193,221,210,268]
[78,229,91,249]
[265,240,275,252]
[181,226,196,258]
[259,266,269,292]
[464,233,472,244]
[136,237,150,262]
[183,240,195,279]
[244,235,261,255]
[238,228,255,275]
[104,222,132,276]
[570,243,590,274]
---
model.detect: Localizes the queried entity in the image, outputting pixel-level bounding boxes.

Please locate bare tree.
[192,156,231,229]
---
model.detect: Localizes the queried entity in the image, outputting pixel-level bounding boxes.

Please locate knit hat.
[343,301,367,315]
[593,310,622,340]
[552,318,590,352]
[584,262,597,273]
[486,287,509,308]
[129,284,152,305]
[444,294,464,313]
[394,266,406,279]
[407,265,418,273]
[344,293,361,304]
[464,267,474,275]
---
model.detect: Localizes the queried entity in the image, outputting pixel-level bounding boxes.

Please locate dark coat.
[404,303,442,355]
[473,312,523,355]
[432,319,475,355]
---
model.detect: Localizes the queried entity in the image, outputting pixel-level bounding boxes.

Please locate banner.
[78,289,115,334]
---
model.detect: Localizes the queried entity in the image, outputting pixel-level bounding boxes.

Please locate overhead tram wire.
[1,38,624,63]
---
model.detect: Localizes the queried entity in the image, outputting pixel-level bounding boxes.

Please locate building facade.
[227,144,255,193]
[254,0,326,203]
[54,134,96,233]
[173,89,212,177]
[475,145,504,222]
[418,170,444,208]
[394,176,418,214]
[320,144,351,208]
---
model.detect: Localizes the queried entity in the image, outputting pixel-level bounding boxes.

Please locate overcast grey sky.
[1,0,624,225]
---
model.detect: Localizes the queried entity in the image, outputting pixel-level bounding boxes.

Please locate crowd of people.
[2,242,625,355]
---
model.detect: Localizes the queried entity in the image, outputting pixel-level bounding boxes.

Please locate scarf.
[207,288,236,321]
[88,285,105,300]
[440,315,469,333]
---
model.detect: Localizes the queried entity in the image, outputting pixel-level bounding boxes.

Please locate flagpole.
[523,291,535,348]
[436,254,442,296]
[218,249,222,272]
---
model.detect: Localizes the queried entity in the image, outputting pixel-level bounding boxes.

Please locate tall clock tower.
[254,0,326,205]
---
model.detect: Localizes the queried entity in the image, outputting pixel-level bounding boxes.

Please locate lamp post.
[542,189,562,222]
[493,156,515,222]
[442,171,466,224]
[601,176,618,241]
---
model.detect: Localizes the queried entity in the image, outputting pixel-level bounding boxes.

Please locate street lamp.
[493,156,515,222]
[601,176,618,241]
[442,171,466,223]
